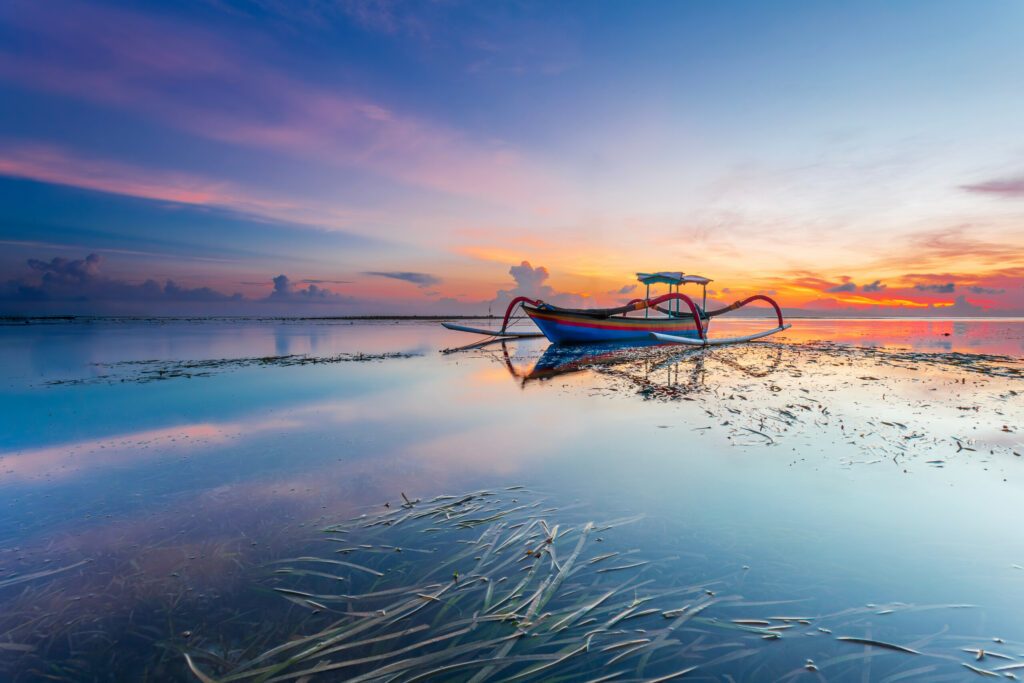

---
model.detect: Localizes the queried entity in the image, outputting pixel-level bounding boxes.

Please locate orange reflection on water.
[708,318,1024,355]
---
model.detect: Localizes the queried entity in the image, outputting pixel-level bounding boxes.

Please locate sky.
[2,0,1024,316]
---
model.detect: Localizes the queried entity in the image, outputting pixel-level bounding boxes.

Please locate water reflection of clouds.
[0,419,302,482]
[0,320,450,384]
[0,408,581,632]
[404,421,578,474]
[1,369,560,491]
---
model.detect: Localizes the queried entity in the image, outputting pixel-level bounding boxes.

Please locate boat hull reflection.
[500,340,784,398]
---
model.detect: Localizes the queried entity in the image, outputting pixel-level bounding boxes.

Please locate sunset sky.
[2,0,1023,315]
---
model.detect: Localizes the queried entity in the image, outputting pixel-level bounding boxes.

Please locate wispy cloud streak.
[364,271,441,287]
[961,176,1024,197]
[0,142,380,232]
[0,0,563,209]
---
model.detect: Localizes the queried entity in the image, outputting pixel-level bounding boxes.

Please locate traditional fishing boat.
[443,271,790,346]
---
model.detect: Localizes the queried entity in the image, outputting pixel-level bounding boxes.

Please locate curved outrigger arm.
[706,294,784,326]
[634,292,707,340]
[440,296,546,338]
[650,294,791,346]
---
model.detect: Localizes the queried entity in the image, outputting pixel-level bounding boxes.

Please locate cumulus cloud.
[915,282,955,293]
[163,280,243,302]
[364,271,441,287]
[3,253,244,304]
[508,262,550,294]
[862,280,886,292]
[492,261,585,308]
[0,253,355,312]
[266,274,345,301]
[826,281,857,293]
[491,262,589,307]
[27,253,103,284]
[616,284,637,295]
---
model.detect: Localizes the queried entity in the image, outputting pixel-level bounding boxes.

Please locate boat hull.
[523,305,708,344]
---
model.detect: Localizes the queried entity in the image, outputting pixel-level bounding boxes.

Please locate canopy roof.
[636,272,712,286]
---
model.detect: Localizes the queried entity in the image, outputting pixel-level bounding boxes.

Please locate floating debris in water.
[836,636,921,654]
[962,662,1002,677]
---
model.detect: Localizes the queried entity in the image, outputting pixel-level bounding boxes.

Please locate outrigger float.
[442,271,790,346]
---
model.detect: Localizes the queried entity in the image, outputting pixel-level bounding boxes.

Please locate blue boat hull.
[525,305,709,344]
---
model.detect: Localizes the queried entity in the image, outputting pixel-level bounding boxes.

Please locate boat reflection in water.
[497,339,784,398]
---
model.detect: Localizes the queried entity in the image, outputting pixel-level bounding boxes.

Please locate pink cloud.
[0,142,377,230]
[879,226,1024,272]
[0,143,254,206]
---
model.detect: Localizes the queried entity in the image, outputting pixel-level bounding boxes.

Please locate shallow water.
[1,318,1022,681]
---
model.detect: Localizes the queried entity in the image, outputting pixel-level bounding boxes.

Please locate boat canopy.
[636,272,712,286]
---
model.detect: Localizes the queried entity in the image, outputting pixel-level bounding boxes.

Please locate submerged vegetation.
[44,351,420,386]
[171,487,1014,682]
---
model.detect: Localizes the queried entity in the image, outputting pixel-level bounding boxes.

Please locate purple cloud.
[267,274,346,301]
[961,176,1024,197]
[363,271,441,287]
[0,254,358,313]
[915,283,955,293]
[4,253,243,304]
[27,253,102,285]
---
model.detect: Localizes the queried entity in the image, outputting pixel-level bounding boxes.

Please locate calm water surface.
[1,318,1022,681]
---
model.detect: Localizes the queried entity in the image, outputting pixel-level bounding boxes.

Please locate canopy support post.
[638,292,705,340]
